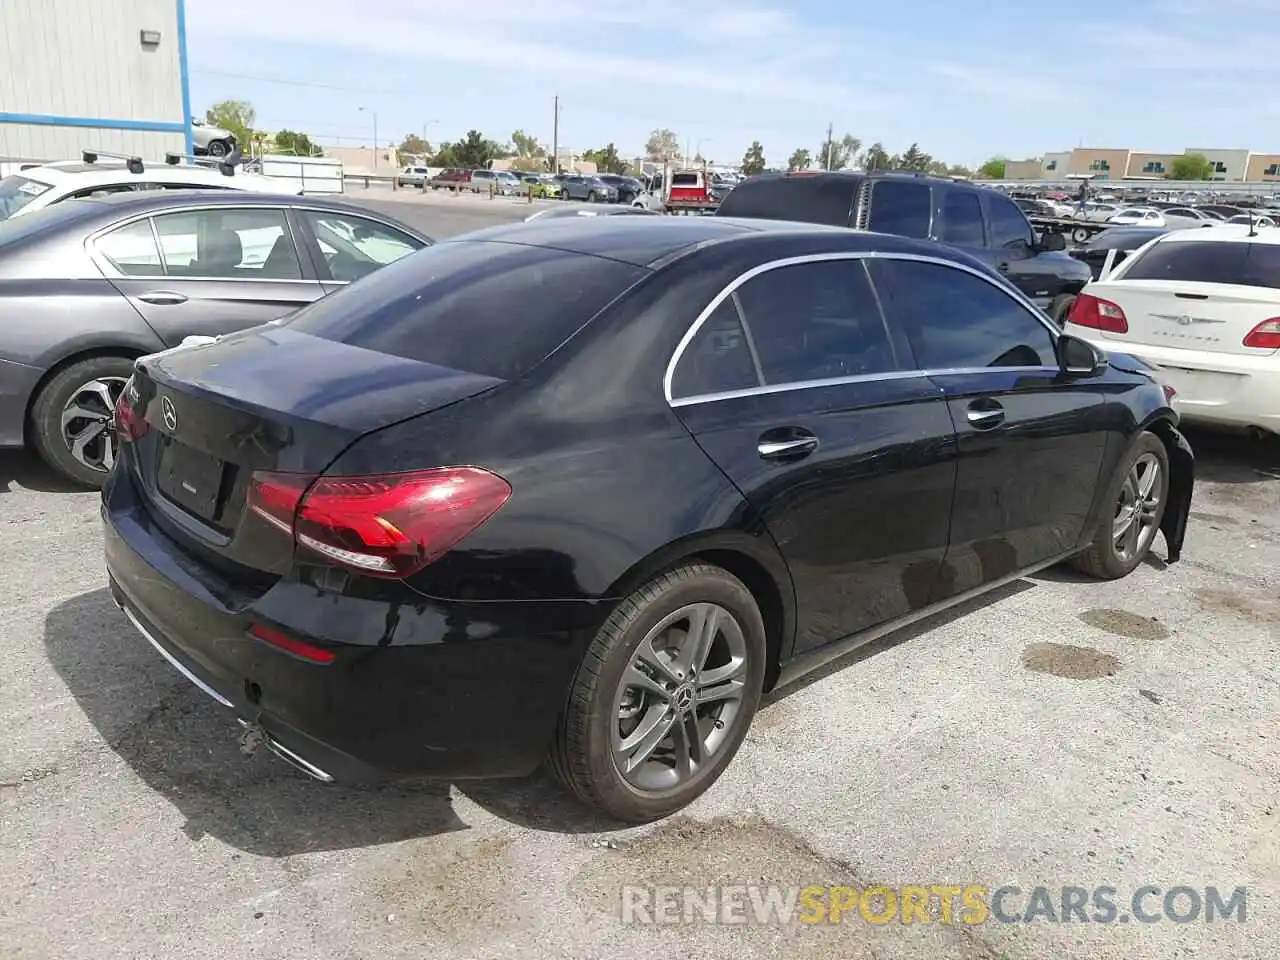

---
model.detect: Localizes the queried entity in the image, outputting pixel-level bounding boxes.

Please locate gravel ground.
[1,201,1277,959]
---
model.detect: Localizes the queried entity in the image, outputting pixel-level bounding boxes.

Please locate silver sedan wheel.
[611,602,750,793]
[60,377,128,474]
[1113,452,1162,563]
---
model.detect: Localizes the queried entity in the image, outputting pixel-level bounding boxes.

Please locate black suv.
[717,171,1092,323]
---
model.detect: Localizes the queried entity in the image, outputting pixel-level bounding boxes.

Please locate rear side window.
[987,195,1034,249]
[716,175,860,226]
[669,300,760,399]
[733,259,897,383]
[283,240,647,379]
[941,190,984,247]
[1122,240,1280,289]
[868,180,932,239]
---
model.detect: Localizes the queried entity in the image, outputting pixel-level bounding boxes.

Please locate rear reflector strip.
[249,623,336,664]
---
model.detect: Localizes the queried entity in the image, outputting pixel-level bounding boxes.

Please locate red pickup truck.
[664,169,719,214]
[429,168,473,190]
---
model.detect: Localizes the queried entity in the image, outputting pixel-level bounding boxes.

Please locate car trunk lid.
[1083,279,1280,357]
[121,323,502,575]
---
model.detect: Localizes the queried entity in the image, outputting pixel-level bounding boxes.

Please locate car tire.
[559,189,570,201]
[207,139,230,158]
[1071,226,1092,244]
[587,190,599,202]
[1049,294,1076,326]
[1072,432,1170,580]
[29,354,137,489]
[549,562,767,823]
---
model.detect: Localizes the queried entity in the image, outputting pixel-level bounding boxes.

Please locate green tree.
[646,128,681,161]
[511,129,545,160]
[741,141,766,175]
[273,129,316,156]
[1169,153,1214,181]
[787,148,811,171]
[583,143,626,174]
[977,157,1007,179]
[204,99,255,148]
[897,142,932,171]
[398,134,431,157]
[450,130,503,168]
[947,164,974,179]
[861,142,891,171]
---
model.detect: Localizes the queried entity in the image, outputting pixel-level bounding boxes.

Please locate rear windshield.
[716,175,860,226]
[671,172,700,186]
[1122,240,1280,289]
[282,240,648,379]
[0,175,54,221]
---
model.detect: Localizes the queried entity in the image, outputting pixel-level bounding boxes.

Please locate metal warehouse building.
[0,0,192,163]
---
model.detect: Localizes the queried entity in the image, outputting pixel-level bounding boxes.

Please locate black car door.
[867,256,1109,597]
[669,255,958,655]
[95,205,325,346]
[982,191,1062,310]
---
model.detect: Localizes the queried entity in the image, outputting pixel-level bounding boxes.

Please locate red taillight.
[112,379,148,441]
[247,467,512,578]
[248,623,336,664]
[1242,317,1280,349]
[1067,293,1129,333]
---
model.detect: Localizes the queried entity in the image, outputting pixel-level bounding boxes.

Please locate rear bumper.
[1076,335,1280,432]
[102,470,602,782]
[0,357,41,448]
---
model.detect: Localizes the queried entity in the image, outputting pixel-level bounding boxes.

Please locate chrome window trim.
[663,250,1062,407]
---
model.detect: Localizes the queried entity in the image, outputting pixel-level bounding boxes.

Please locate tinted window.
[871,259,1055,369]
[987,195,1034,249]
[283,240,647,379]
[298,210,424,281]
[733,259,897,383]
[941,190,985,247]
[97,219,162,276]
[151,207,300,279]
[715,175,860,226]
[0,175,53,220]
[868,180,932,239]
[670,299,760,399]
[672,172,700,186]
[1122,240,1280,289]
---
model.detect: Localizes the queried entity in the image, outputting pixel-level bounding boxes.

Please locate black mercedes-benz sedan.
[103,216,1194,822]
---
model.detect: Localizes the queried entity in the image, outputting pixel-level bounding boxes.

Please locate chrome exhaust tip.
[236,719,334,783]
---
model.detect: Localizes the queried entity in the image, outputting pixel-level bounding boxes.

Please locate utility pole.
[551,95,559,173]
[824,123,833,171]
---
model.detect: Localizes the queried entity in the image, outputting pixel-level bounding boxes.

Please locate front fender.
[1153,421,1194,563]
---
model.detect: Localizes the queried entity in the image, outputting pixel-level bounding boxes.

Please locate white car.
[1073,201,1121,223]
[1108,207,1167,227]
[0,155,293,221]
[1063,225,1280,435]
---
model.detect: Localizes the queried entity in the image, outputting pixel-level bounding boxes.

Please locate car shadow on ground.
[44,587,478,857]
[0,450,87,495]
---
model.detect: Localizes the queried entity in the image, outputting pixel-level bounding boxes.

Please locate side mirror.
[1059,333,1107,377]
[1039,232,1067,252]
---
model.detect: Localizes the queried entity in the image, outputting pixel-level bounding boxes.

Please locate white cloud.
[187,0,894,109]
[927,64,1078,106]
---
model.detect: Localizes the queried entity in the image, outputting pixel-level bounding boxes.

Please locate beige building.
[1125,152,1180,178]
[1066,148,1131,180]
[1245,154,1280,181]
[1003,159,1043,179]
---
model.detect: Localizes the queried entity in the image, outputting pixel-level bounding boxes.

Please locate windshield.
[0,175,54,220]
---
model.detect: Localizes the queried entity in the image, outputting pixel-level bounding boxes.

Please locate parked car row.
[421,167,648,203]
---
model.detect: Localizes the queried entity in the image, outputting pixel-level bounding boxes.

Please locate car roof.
[78,189,394,216]
[16,159,282,192]
[444,214,974,269]
[1157,223,1280,245]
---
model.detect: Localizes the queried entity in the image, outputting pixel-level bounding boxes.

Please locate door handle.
[966,401,1005,428]
[757,436,818,459]
[137,291,188,305]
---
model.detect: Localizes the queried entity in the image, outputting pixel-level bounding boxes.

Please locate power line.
[190,68,397,94]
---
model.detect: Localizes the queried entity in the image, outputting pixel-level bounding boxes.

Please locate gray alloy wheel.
[549,562,766,823]
[611,602,750,792]
[29,355,138,488]
[560,188,570,200]
[60,377,128,475]
[1111,452,1163,564]
[1073,431,1170,579]
[207,139,230,158]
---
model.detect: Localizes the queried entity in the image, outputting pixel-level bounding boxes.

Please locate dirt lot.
[0,202,1276,958]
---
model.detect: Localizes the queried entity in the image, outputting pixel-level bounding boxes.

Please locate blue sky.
[186,0,1278,168]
